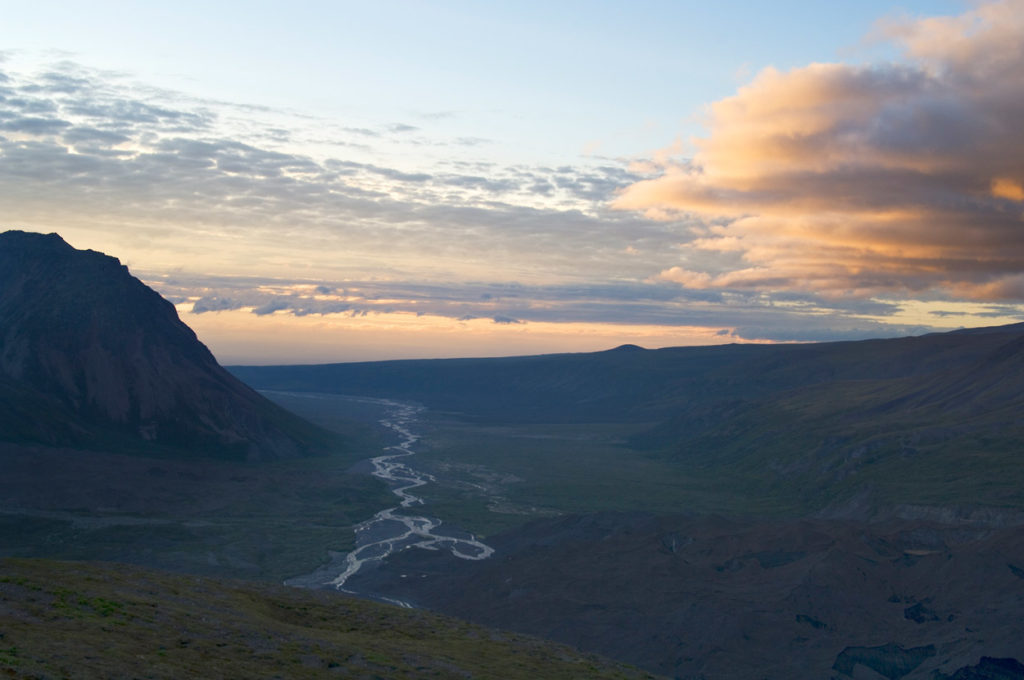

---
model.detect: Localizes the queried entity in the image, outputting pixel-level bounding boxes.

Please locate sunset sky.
[4,0,1024,364]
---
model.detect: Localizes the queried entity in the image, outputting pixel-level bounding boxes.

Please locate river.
[280,395,494,606]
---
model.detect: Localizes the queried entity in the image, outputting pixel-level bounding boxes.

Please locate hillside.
[229,324,1024,427]
[0,230,340,459]
[345,513,1024,680]
[232,323,1024,516]
[227,324,1024,677]
[0,558,659,680]
[654,326,1024,515]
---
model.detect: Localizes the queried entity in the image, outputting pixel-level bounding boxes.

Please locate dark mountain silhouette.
[0,230,339,459]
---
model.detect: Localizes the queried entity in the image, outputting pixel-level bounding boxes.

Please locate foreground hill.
[0,558,658,680]
[0,230,339,459]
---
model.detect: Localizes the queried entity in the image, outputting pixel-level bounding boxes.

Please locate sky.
[3,0,1024,364]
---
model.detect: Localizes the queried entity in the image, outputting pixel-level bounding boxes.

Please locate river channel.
[281,395,494,606]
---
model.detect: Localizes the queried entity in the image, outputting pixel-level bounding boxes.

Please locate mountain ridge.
[0,229,340,459]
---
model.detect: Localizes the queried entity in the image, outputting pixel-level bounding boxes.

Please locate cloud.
[452,136,490,147]
[326,159,433,183]
[191,296,239,313]
[0,116,70,134]
[342,127,379,137]
[615,0,1024,301]
[657,267,713,288]
[4,50,1014,348]
[252,299,292,315]
[145,272,930,344]
[0,59,666,281]
[63,126,131,146]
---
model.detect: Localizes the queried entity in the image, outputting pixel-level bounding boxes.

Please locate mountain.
[0,230,338,459]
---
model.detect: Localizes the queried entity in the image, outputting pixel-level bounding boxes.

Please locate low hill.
[0,230,340,459]
[0,558,659,680]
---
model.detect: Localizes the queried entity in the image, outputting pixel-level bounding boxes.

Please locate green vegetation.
[0,558,661,679]
[410,419,768,536]
[0,414,395,582]
[653,364,1024,513]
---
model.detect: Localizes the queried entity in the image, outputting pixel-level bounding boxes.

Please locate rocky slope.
[0,230,337,459]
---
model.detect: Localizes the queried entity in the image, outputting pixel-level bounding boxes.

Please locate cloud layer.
[146,272,940,346]
[616,0,1024,301]
[0,58,663,284]
[5,26,1024,360]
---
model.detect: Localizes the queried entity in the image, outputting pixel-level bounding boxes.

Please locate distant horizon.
[5,1,1024,362]
[208,316,1022,366]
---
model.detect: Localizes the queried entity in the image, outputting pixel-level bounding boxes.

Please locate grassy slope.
[0,558,660,680]
[0,451,393,583]
[0,394,407,583]
[668,337,1024,514]
[408,419,755,537]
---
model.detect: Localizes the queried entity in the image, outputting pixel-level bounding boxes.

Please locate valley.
[234,325,1024,679]
[277,394,493,599]
[0,437,392,582]
[7,4,1024,676]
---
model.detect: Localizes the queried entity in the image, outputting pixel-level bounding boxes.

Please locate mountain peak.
[0,229,75,250]
[607,344,646,352]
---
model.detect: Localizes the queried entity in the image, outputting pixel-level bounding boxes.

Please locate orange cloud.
[616,0,1024,300]
[992,178,1024,202]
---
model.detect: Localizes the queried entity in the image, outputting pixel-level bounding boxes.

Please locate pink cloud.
[617,0,1024,300]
